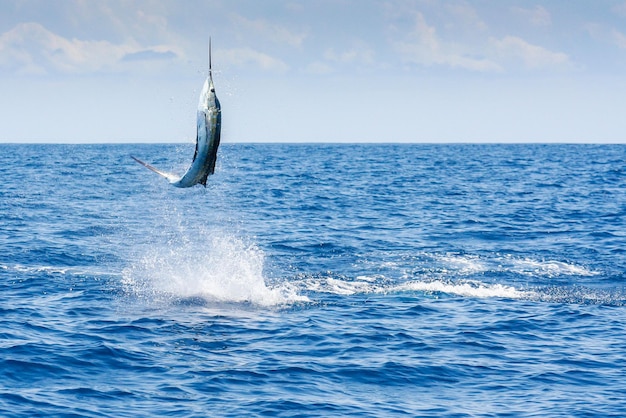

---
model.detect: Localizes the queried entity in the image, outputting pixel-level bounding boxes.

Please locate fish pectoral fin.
[131,155,180,183]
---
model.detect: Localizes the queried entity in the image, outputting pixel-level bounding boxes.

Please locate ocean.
[1,143,625,417]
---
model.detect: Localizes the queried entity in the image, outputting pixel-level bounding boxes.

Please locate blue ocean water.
[1,143,625,417]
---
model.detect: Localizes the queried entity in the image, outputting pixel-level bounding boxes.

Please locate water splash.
[122,229,306,307]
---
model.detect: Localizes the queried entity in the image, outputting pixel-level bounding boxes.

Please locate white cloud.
[585,22,626,50]
[305,43,375,75]
[611,29,626,49]
[512,5,552,27]
[220,47,289,73]
[393,12,501,72]
[324,43,374,65]
[0,22,181,75]
[445,2,487,31]
[490,36,571,70]
[391,11,572,73]
[612,2,626,17]
[230,14,307,47]
[305,61,333,75]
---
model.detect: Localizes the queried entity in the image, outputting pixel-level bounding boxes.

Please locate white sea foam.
[394,279,535,299]
[1,263,111,277]
[292,276,375,296]
[502,257,598,277]
[122,230,307,307]
[291,274,533,300]
[434,254,487,275]
[10,264,70,275]
[430,253,597,278]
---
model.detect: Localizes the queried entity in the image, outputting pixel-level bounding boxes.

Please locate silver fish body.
[132,41,221,188]
[172,76,221,187]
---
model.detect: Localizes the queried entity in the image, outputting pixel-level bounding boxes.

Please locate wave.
[276,252,619,305]
[289,274,534,299]
[1,264,75,275]
[3,246,614,308]
[0,264,116,277]
[430,253,599,278]
[397,279,535,299]
[284,273,625,306]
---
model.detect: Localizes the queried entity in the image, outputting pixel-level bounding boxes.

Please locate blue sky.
[1,0,626,143]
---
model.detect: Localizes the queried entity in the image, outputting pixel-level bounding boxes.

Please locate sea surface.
[1,143,626,417]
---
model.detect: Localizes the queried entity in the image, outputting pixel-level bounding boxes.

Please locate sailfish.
[132,40,221,187]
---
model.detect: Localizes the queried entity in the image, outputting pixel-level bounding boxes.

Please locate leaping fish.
[132,39,221,187]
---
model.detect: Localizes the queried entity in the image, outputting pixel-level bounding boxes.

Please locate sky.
[1,0,626,143]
